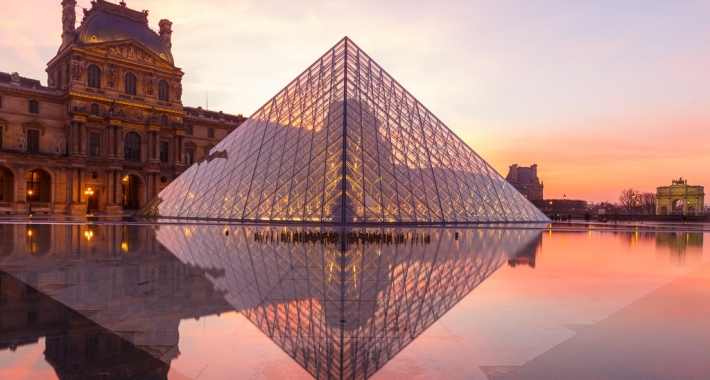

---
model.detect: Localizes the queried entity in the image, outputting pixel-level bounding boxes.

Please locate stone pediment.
[85,41,174,70]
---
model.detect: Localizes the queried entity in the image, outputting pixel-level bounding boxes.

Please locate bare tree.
[640,192,657,215]
[619,188,640,214]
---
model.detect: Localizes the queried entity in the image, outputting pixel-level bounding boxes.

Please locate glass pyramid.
[140,37,548,223]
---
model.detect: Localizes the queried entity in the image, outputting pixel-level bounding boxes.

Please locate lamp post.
[563,194,567,220]
[84,187,94,215]
[27,189,33,216]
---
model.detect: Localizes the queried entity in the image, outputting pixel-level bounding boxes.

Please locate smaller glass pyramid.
[140,37,548,223]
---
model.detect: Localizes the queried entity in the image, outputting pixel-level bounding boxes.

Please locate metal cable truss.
[140,37,548,223]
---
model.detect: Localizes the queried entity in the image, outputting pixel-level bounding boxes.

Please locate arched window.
[160,115,168,126]
[158,80,169,101]
[124,132,141,162]
[87,64,101,88]
[124,73,137,95]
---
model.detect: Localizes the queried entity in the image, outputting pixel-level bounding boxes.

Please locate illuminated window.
[26,170,49,201]
[87,64,101,88]
[158,80,169,101]
[124,73,137,95]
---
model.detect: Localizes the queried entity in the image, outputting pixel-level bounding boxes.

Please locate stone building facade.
[0,0,244,215]
[505,164,544,200]
[656,178,705,216]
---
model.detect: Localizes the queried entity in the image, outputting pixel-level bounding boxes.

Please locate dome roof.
[79,12,173,64]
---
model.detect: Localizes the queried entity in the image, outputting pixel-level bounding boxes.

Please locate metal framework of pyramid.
[141,37,548,223]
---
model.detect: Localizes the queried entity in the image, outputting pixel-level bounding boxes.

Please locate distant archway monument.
[656,178,704,216]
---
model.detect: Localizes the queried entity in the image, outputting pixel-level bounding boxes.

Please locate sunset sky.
[1,0,709,203]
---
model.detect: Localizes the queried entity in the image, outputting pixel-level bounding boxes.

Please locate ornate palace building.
[505,164,544,200]
[0,0,245,215]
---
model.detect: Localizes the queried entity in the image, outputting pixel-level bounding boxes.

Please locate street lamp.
[563,194,567,220]
[84,187,94,215]
[27,189,33,216]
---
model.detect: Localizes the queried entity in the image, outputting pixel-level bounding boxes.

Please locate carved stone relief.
[145,73,156,96]
[106,63,117,88]
[172,80,182,101]
[105,44,156,64]
[122,105,143,120]
[71,55,84,82]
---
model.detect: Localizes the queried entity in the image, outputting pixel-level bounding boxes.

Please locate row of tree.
[618,188,657,215]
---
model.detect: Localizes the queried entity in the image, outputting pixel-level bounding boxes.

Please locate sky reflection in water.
[0,224,707,379]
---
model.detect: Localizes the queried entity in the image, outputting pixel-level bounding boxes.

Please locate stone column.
[156,133,160,162]
[81,124,88,155]
[176,135,183,164]
[116,170,123,207]
[116,126,123,159]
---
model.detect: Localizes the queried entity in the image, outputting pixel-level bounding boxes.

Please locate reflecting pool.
[0,223,708,379]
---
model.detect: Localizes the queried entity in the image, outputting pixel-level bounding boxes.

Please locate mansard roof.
[77,1,173,64]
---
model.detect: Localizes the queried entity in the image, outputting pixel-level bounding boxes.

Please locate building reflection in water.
[0,270,170,379]
[507,233,542,268]
[0,223,542,379]
[0,223,232,379]
[656,232,703,266]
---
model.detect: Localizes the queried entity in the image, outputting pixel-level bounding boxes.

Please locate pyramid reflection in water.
[142,37,548,223]
[157,225,543,379]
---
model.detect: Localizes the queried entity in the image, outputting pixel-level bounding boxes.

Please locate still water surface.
[0,223,708,379]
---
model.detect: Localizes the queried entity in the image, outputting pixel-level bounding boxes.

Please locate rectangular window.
[186,124,193,135]
[159,141,169,163]
[0,128,3,149]
[0,95,3,108]
[89,132,100,157]
[29,100,39,114]
[207,128,214,138]
[27,130,40,153]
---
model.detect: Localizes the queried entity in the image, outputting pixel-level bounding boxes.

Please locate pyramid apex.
[140,38,548,224]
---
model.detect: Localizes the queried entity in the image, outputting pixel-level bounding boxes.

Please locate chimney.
[509,164,518,182]
[159,19,173,51]
[60,0,78,50]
